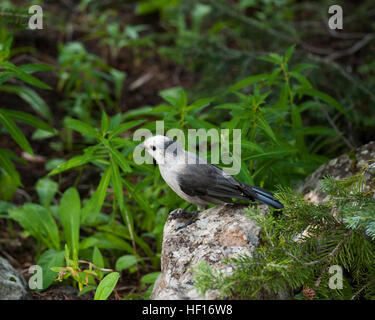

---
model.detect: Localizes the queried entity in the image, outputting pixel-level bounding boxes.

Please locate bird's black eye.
[151,145,156,151]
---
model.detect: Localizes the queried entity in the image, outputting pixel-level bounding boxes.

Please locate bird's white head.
[139,135,181,165]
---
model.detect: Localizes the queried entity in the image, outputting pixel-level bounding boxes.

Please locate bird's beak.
[137,142,145,149]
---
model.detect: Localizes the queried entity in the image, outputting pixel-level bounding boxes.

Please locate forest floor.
[0,3,196,300]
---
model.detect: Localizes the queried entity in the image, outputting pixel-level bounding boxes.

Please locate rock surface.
[0,257,31,300]
[299,141,375,204]
[152,141,375,300]
[151,204,292,300]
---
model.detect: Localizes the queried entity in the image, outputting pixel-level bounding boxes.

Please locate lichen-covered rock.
[298,141,375,204]
[151,204,292,300]
[0,257,31,300]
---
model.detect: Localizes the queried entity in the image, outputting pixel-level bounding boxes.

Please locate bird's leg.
[175,211,199,231]
[169,203,194,220]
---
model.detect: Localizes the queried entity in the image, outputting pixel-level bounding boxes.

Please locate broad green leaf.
[78,285,96,296]
[141,272,161,284]
[64,118,99,138]
[1,109,54,133]
[93,246,105,280]
[37,249,65,290]
[93,246,104,268]
[9,203,60,250]
[36,177,58,208]
[59,187,81,262]
[94,272,120,300]
[0,109,33,155]
[115,255,137,271]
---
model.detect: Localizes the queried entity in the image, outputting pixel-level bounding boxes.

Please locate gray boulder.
[299,141,375,203]
[0,257,31,300]
[151,204,292,300]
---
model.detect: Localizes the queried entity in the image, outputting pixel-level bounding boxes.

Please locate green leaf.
[18,63,55,74]
[59,187,81,262]
[37,249,65,290]
[81,167,111,222]
[1,109,54,133]
[0,149,22,186]
[101,111,109,135]
[186,97,213,114]
[110,157,125,213]
[48,153,102,176]
[256,116,277,143]
[141,272,160,284]
[243,148,298,160]
[296,88,347,114]
[94,272,120,300]
[229,74,270,92]
[159,87,187,108]
[80,232,134,253]
[290,71,312,89]
[92,246,105,280]
[107,144,131,173]
[36,177,58,208]
[9,203,60,250]
[0,85,52,121]
[64,118,99,138]
[284,44,296,63]
[93,247,105,269]
[115,255,137,271]
[2,61,52,89]
[0,109,33,155]
[108,120,145,139]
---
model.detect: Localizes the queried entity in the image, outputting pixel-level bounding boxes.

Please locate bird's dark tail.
[241,184,283,209]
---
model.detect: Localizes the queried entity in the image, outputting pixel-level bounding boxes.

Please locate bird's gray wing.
[177,163,249,203]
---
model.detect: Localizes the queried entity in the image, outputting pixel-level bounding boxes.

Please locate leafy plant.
[0,27,54,200]
[94,271,120,300]
[48,112,158,268]
[57,42,126,123]
[193,164,375,299]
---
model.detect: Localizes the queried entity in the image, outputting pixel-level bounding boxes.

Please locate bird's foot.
[169,208,196,220]
[175,211,199,231]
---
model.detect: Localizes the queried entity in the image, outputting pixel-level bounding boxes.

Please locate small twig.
[78,260,114,273]
[318,103,355,150]
[325,33,375,62]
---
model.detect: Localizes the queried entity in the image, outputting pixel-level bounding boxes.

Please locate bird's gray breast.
[158,163,209,205]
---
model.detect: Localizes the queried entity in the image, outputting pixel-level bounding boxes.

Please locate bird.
[138,135,283,230]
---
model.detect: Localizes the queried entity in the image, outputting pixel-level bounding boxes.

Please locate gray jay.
[139,135,283,230]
